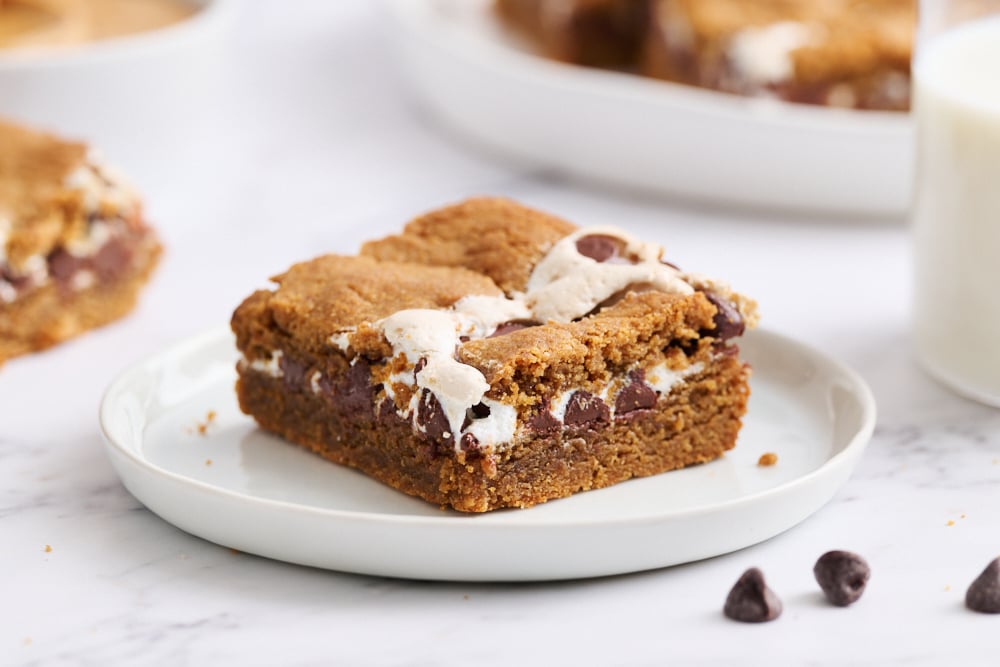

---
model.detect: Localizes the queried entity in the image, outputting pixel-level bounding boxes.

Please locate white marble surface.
[3,2,1000,665]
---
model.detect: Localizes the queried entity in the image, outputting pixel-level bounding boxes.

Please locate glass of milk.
[912,0,1000,406]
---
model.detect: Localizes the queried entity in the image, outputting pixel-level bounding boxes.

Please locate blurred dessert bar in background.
[0,118,161,365]
[0,0,196,52]
[496,0,916,110]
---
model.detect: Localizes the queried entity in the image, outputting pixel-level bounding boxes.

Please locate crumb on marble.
[944,585,951,592]
[44,544,52,553]
[229,548,241,555]
[463,594,470,600]
[757,452,778,467]
[23,637,31,646]
[946,520,955,527]
[205,459,213,466]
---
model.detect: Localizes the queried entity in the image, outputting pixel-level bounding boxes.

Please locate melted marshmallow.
[526,225,692,323]
[247,350,283,378]
[727,22,815,85]
[379,296,529,441]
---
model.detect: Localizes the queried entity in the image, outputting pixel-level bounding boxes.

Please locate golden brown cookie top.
[0,118,87,261]
[459,290,718,401]
[360,197,576,295]
[662,0,914,81]
[259,254,504,355]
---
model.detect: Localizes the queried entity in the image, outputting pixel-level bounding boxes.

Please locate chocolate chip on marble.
[489,320,541,338]
[614,371,657,415]
[563,391,610,427]
[723,568,783,623]
[814,551,871,607]
[575,234,629,263]
[966,557,1000,613]
[704,292,745,341]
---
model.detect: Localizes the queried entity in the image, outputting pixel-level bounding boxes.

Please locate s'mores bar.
[232,198,757,512]
[495,0,916,111]
[643,0,914,110]
[0,119,161,365]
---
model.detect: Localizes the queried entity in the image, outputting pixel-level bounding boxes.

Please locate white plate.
[388,0,913,217]
[100,327,875,582]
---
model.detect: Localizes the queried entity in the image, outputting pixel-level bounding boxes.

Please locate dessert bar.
[643,0,914,110]
[0,119,161,365]
[232,198,757,512]
[496,0,915,111]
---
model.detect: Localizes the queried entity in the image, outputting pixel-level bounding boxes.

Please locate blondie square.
[231,198,758,512]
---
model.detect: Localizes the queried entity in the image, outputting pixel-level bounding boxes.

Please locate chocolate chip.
[320,359,375,420]
[462,402,491,431]
[614,370,657,415]
[376,397,400,427]
[47,248,82,284]
[665,338,699,356]
[723,568,782,623]
[575,234,628,263]
[527,405,560,433]
[93,237,133,282]
[460,433,480,452]
[415,389,453,444]
[814,551,871,607]
[966,557,1000,613]
[704,292,745,341]
[564,391,610,427]
[489,320,541,338]
[279,354,307,393]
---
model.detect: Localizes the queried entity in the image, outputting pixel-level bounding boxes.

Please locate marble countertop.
[4,2,1000,665]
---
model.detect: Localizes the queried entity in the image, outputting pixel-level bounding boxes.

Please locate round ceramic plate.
[100,327,875,582]
[387,0,912,217]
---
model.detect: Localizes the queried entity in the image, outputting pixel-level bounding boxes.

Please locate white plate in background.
[100,327,876,582]
[388,0,913,217]
[0,0,234,165]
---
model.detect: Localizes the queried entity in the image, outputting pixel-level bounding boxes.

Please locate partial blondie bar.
[0,119,161,365]
[643,0,914,110]
[232,198,757,512]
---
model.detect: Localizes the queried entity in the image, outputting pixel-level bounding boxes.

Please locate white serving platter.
[100,327,876,582]
[388,0,913,217]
